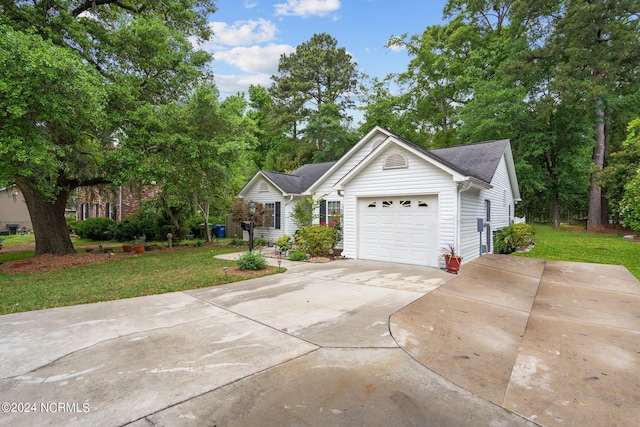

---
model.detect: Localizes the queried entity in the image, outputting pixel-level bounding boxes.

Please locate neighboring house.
[76,185,160,222]
[0,185,32,232]
[238,126,521,268]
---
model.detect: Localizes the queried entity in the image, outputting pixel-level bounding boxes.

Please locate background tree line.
[1,0,639,255]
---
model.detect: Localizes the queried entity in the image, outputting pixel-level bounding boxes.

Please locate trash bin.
[7,224,19,235]
[214,224,225,239]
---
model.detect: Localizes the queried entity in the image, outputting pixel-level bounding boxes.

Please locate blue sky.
[198,0,449,98]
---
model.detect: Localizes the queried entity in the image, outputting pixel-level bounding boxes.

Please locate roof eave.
[237,171,290,198]
[307,126,393,194]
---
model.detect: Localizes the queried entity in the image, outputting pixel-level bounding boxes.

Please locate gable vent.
[258,182,269,192]
[370,135,385,151]
[383,152,408,170]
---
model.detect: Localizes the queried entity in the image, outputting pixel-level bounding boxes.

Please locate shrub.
[289,251,308,261]
[297,224,338,257]
[114,217,156,242]
[494,223,535,254]
[237,252,267,270]
[230,238,245,246]
[66,218,77,233]
[254,237,267,247]
[275,234,293,252]
[74,218,116,241]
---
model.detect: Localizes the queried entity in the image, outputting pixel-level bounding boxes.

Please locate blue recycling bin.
[214,225,225,239]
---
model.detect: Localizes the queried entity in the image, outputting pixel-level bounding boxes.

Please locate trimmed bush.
[74,218,116,241]
[237,252,267,270]
[297,224,338,257]
[494,223,535,254]
[288,251,308,261]
[113,217,156,242]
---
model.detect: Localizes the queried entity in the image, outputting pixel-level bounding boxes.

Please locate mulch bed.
[0,244,195,274]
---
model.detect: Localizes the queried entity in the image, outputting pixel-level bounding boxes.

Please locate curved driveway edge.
[390,254,640,427]
[0,258,537,427]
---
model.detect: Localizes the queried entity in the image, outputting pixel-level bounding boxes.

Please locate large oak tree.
[0,0,216,255]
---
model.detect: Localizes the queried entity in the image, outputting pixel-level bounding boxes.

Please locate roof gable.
[305,126,394,193]
[238,162,336,197]
[334,129,516,191]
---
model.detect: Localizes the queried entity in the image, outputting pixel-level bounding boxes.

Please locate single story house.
[237,126,521,268]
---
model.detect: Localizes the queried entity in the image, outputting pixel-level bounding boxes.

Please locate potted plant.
[275,234,293,256]
[441,242,463,274]
[132,236,146,254]
[122,243,132,253]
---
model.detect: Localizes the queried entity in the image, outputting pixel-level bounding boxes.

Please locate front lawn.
[514,224,640,279]
[0,245,278,315]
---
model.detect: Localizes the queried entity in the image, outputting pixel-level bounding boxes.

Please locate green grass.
[0,233,35,246]
[0,245,280,315]
[514,224,640,279]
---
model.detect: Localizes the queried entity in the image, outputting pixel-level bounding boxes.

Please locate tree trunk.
[601,115,611,225]
[203,203,212,243]
[588,106,606,231]
[551,187,561,230]
[15,177,75,256]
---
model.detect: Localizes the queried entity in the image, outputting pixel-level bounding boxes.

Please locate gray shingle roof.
[391,133,509,184]
[262,161,336,194]
[426,140,510,184]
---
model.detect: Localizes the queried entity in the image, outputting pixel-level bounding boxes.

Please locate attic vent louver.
[259,182,269,192]
[371,135,385,151]
[383,152,408,170]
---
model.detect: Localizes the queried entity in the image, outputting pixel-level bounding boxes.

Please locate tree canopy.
[0,0,218,254]
[3,0,640,256]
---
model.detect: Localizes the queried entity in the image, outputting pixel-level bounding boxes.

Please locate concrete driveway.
[0,254,637,426]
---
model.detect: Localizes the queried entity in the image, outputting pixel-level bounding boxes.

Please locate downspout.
[456,179,473,261]
[118,186,122,222]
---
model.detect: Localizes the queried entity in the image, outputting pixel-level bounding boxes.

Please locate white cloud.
[244,1,258,8]
[215,74,273,94]
[214,44,294,74]
[274,0,341,17]
[209,19,278,47]
[387,44,406,52]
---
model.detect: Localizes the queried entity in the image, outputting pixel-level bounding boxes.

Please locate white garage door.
[358,195,438,267]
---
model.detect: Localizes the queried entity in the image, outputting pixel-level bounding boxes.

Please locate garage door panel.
[358,196,438,267]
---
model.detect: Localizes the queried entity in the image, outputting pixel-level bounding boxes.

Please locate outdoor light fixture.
[249,202,256,253]
[223,266,228,278]
[277,259,282,272]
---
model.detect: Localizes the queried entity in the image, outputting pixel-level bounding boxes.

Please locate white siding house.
[237,126,521,268]
[236,162,336,243]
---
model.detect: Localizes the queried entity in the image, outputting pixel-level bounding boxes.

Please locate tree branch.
[62,176,113,190]
[72,0,142,18]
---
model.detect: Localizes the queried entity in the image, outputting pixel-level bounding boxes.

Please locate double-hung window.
[265,203,275,228]
[320,200,341,226]
[263,202,281,229]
